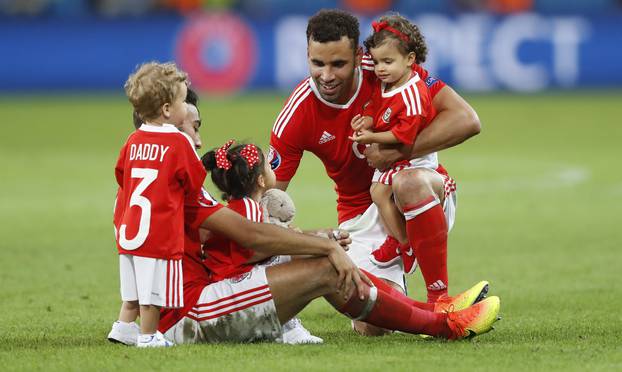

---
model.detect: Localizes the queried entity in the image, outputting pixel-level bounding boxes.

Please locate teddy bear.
[259,188,296,227]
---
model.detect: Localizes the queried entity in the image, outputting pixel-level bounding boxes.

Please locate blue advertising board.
[0,12,620,92]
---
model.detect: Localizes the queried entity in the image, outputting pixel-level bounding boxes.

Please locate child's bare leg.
[118,300,139,323]
[371,182,407,243]
[139,305,161,335]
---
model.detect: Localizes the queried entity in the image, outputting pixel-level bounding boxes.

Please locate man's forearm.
[201,208,335,258]
[411,109,480,158]
[411,86,481,158]
[246,222,335,257]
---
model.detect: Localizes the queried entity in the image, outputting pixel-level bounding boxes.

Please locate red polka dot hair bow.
[372,21,410,43]
[215,139,235,170]
[240,144,260,169]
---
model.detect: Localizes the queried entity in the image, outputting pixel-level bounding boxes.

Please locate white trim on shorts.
[119,254,183,308]
[372,154,439,185]
[163,265,282,344]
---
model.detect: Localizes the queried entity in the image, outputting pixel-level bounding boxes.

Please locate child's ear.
[408,52,416,66]
[162,103,171,119]
[257,174,266,189]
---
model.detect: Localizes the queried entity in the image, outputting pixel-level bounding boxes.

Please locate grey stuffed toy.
[260,188,296,227]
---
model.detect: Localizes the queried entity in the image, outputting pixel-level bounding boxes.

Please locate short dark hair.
[132,87,199,129]
[364,13,428,64]
[185,87,199,107]
[201,142,265,200]
[306,9,360,50]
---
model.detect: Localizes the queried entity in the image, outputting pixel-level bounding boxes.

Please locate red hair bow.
[215,139,235,170]
[240,144,260,168]
[372,21,410,43]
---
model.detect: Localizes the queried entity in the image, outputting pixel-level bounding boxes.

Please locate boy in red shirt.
[109,62,206,347]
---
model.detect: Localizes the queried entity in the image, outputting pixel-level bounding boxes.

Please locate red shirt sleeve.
[113,143,128,240]
[114,143,127,188]
[184,188,223,231]
[269,122,304,183]
[412,64,446,98]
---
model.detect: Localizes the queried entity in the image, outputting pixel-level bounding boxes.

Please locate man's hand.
[327,243,373,300]
[364,143,405,171]
[325,229,351,249]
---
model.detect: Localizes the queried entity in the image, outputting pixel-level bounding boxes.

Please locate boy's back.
[115,124,206,259]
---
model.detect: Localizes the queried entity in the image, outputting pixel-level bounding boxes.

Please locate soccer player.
[157,143,501,344]
[109,62,206,347]
[269,9,483,335]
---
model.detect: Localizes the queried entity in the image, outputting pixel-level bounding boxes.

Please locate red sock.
[361,269,434,311]
[338,282,450,337]
[403,196,449,303]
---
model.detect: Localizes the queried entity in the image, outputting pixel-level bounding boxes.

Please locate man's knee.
[313,257,341,293]
[392,169,443,204]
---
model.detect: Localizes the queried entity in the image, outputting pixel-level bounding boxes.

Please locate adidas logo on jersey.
[428,280,447,291]
[318,131,336,144]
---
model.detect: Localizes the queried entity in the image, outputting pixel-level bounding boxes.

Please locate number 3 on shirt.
[119,168,158,250]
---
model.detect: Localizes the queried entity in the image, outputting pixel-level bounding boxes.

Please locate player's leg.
[338,203,411,335]
[370,182,406,242]
[319,266,501,339]
[266,257,445,336]
[108,254,141,345]
[267,257,454,336]
[138,305,161,335]
[118,300,139,323]
[392,168,449,302]
[266,257,339,324]
[259,256,323,344]
[370,182,409,267]
[135,256,180,347]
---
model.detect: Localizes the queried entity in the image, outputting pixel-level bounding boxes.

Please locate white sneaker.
[107,321,139,346]
[282,318,323,344]
[137,332,175,348]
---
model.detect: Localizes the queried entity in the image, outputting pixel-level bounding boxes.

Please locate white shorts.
[339,179,457,292]
[119,254,183,308]
[372,155,439,186]
[163,265,282,344]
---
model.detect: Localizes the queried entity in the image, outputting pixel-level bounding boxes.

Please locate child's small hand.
[348,128,374,144]
[351,114,362,130]
[351,115,373,132]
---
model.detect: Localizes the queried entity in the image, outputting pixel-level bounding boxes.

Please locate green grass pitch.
[0,91,620,371]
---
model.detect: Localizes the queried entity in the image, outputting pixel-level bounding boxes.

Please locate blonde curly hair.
[124,62,188,122]
[364,13,428,64]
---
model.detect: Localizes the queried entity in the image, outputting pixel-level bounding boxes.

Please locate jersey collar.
[381,72,421,98]
[309,67,363,109]
[139,123,179,133]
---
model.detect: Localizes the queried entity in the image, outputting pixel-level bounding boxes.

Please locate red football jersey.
[114,124,207,260]
[364,72,433,146]
[159,188,223,333]
[202,197,263,281]
[269,55,445,224]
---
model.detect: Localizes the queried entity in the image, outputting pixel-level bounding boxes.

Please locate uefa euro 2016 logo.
[268,146,281,170]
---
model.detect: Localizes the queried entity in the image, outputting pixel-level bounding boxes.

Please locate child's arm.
[349,128,401,145]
